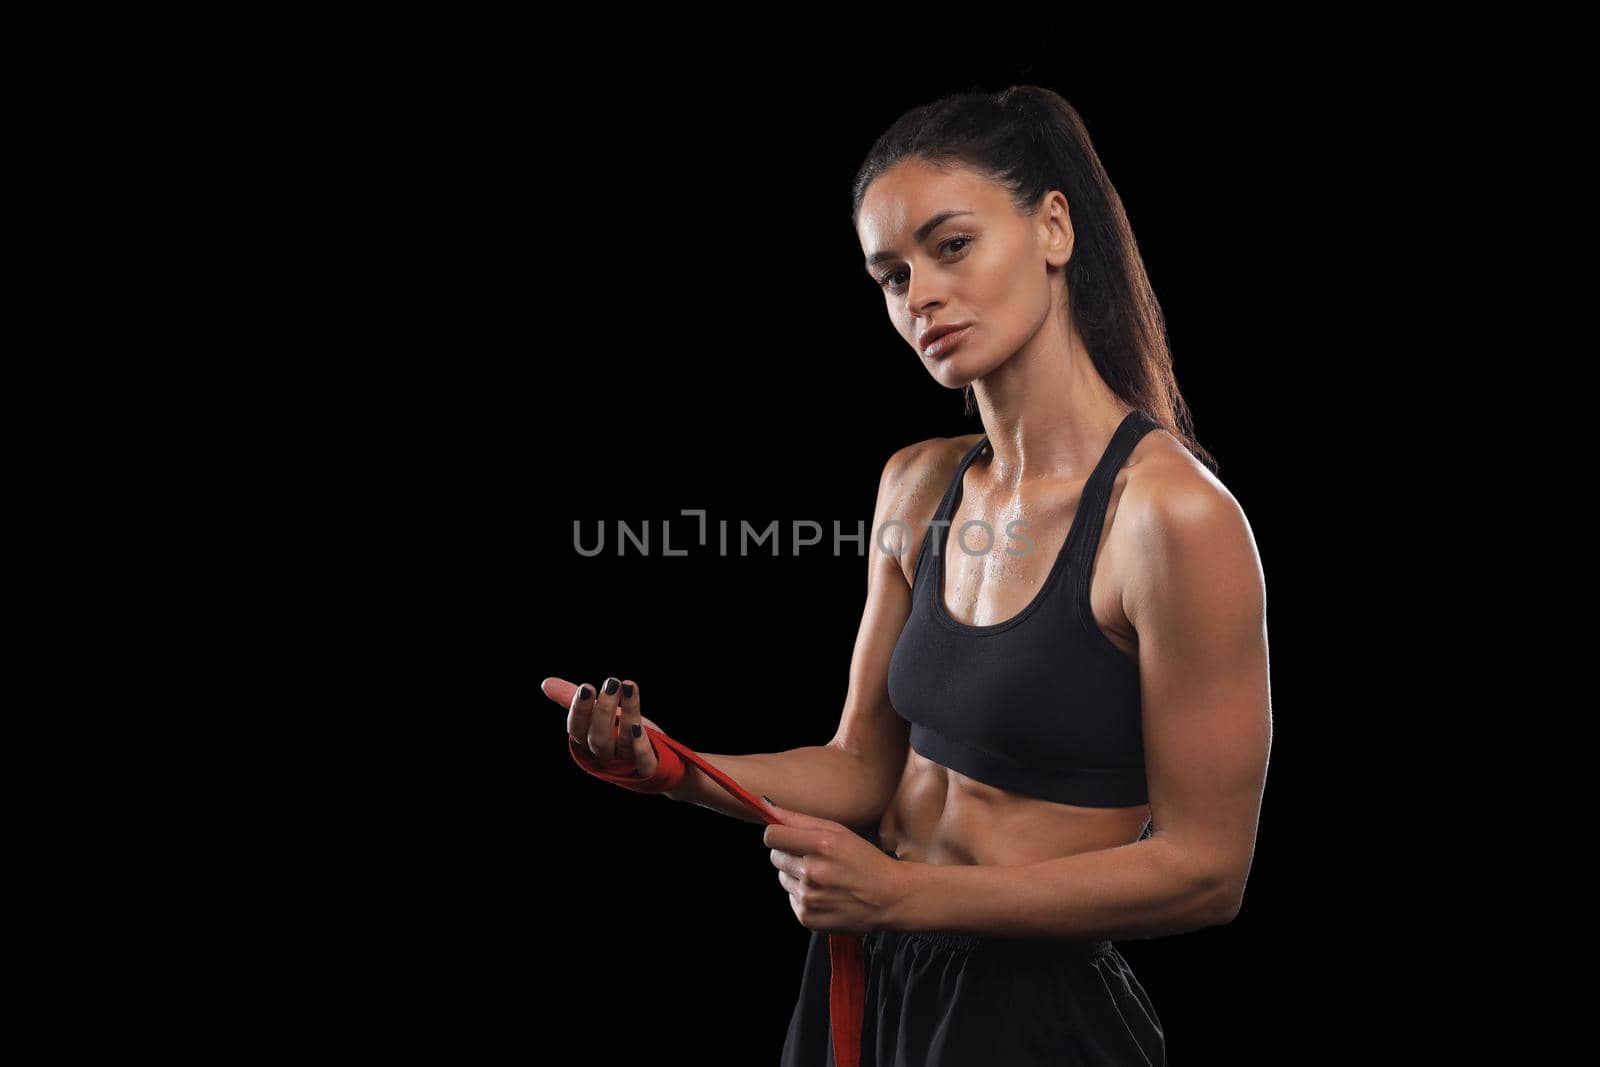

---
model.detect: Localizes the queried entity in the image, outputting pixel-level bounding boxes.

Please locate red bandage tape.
[550,679,865,1067]
[567,723,690,794]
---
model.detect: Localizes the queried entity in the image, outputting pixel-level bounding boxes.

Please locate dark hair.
[851,84,1218,474]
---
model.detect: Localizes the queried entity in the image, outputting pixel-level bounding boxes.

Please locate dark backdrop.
[336,44,1410,1066]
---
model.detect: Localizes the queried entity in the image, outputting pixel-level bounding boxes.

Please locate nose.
[904,276,946,324]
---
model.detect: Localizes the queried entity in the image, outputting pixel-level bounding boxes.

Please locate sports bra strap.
[1064,408,1160,570]
[913,410,1157,587]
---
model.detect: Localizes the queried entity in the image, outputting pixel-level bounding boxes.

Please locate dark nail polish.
[621,682,634,698]
[577,685,590,701]
[604,677,619,695]
[632,723,642,737]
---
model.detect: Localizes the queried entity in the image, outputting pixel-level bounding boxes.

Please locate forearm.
[665,743,888,831]
[886,836,1233,941]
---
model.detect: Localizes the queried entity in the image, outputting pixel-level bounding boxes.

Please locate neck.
[967,336,1132,485]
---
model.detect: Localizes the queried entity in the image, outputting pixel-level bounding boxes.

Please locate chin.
[932,353,980,388]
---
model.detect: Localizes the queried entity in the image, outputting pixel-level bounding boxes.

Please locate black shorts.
[779,900,1166,1066]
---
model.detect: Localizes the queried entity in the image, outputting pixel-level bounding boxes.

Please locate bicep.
[826,445,924,802]
[1127,480,1271,914]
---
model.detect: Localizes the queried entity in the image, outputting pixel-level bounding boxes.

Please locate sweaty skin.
[555,157,1267,918]
[871,431,1158,868]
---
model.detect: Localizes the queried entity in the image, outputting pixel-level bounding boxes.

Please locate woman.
[548,85,1269,1066]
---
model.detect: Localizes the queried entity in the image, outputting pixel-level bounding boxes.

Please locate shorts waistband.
[871,927,1114,960]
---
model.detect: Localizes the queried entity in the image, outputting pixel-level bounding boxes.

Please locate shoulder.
[1119,427,1261,612]
[873,433,984,578]
[1122,425,1243,525]
[873,433,984,524]
[879,432,983,490]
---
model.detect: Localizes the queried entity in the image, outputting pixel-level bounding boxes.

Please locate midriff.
[876,750,1151,866]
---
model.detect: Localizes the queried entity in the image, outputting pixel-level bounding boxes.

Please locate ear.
[1037,189,1074,269]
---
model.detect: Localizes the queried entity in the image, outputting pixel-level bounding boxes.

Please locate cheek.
[983,258,1052,336]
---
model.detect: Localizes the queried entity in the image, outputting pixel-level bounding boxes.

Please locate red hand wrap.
[567,722,689,794]
[556,686,865,1067]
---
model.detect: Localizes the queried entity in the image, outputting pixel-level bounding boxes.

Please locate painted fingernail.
[604,677,619,695]
[577,685,590,701]
[632,723,642,737]
[622,682,634,698]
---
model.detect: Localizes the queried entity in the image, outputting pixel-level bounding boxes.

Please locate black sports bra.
[885,408,1159,807]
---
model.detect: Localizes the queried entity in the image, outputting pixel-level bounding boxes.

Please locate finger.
[542,677,579,709]
[761,800,840,832]
[763,824,831,857]
[548,676,593,738]
[619,680,657,776]
[769,847,804,880]
[587,676,622,757]
[566,682,597,742]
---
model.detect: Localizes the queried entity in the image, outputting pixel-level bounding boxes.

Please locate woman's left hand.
[763,801,912,935]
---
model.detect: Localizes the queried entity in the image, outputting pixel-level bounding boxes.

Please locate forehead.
[856,160,1009,248]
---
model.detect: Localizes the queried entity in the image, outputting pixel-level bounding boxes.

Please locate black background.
[318,42,1427,1065]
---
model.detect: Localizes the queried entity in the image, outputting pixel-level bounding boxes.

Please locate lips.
[918,322,971,353]
[921,325,973,358]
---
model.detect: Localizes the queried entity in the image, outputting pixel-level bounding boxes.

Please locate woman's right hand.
[551,675,663,778]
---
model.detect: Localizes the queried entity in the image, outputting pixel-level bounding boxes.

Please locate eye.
[876,235,974,292]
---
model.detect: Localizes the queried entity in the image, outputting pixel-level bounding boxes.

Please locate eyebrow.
[864,210,974,270]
